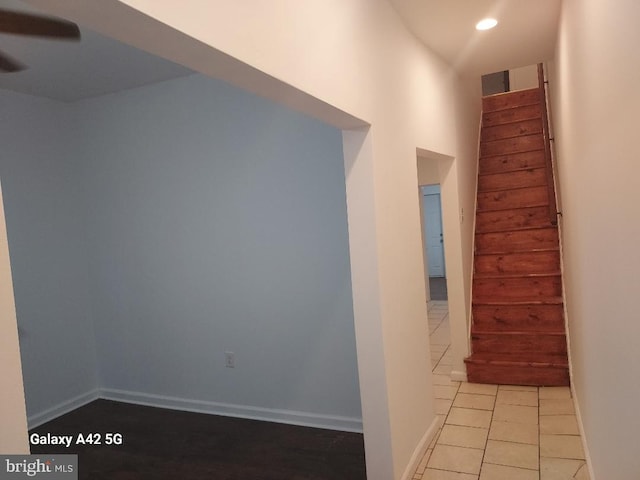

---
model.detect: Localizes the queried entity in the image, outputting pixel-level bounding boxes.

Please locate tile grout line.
[477,387,494,479]
[538,386,542,480]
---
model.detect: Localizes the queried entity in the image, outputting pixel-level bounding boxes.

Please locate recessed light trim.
[476,18,498,31]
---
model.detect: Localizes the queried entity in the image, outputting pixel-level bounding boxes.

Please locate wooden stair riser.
[483,103,543,128]
[473,275,562,300]
[478,168,547,192]
[477,186,548,212]
[481,118,543,143]
[482,88,541,112]
[465,362,569,386]
[480,150,546,175]
[475,250,560,275]
[481,134,544,157]
[472,304,565,332]
[476,228,559,253]
[470,333,567,355]
[476,206,552,233]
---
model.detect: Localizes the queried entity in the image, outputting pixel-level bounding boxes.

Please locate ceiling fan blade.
[0,9,80,40]
[0,49,25,72]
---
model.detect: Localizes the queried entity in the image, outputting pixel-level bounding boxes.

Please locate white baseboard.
[571,385,595,479]
[400,415,440,480]
[450,369,468,382]
[27,388,363,434]
[28,389,101,430]
[100,388,363,433]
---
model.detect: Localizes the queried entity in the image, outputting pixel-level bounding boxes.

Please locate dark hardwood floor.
[30,400,367,480]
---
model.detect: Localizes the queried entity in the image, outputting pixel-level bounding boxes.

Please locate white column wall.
[0,181,29,454]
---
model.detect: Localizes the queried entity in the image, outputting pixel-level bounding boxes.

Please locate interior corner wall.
[72,74,362,429]
[550,0,640,477]
[0,90,98,423]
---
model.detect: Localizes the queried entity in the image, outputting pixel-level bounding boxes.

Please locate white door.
[423,192,445,277]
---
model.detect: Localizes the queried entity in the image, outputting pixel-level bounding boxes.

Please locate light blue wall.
[1,74,360,430]
[0,90,98,419]
[72,75,361,427]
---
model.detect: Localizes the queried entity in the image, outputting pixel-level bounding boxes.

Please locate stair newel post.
[538,63,558,226]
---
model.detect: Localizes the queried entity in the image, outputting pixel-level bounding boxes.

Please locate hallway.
[413,301,589,479]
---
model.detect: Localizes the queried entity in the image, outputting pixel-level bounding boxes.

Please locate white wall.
[72,74,361,429]
[551,0,640,478]
[509,65,538,91]
[22,1,481,477]
[452,79,482,368]
[0,91,98,425]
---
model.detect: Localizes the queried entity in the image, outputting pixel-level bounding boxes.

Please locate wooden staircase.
[464,85,570,386]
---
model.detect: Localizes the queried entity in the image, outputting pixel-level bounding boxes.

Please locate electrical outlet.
[224,351,235,368]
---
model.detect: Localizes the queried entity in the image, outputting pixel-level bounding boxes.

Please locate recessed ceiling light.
[476,18,498,31]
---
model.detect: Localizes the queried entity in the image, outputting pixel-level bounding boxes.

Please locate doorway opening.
[421,184,447,302]
[419,182,451,374]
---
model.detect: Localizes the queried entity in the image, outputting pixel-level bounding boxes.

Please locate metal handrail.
[537,63,559,226]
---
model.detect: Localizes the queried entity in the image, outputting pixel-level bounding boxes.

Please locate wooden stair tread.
[476,202,549,214]
[474,271,561,280]
[474,247,559,256]
[471,329,566,336]
[465,352,568,368]
[478,184,548,195]
[482,132,543,144]
[478,168,548,192]
[482,89,541,113]
[478,165,546,176]
[481,136,545,158]
[471,324,566,334]
[481,147,546,159]
[482,112,542,128]
[475,206,554,233]
[475,227,555,235]
[475,222,557,235]
[474,249,558,256]
[472,296,563,306]
[481,121,543,143]
[479,149,545,173]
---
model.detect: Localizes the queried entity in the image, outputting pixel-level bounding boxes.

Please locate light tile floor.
[414,301,590,480]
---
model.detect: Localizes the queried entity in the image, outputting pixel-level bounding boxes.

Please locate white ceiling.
[389,0,562,76]
[0,0,562,102]
[0,0,193,102]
